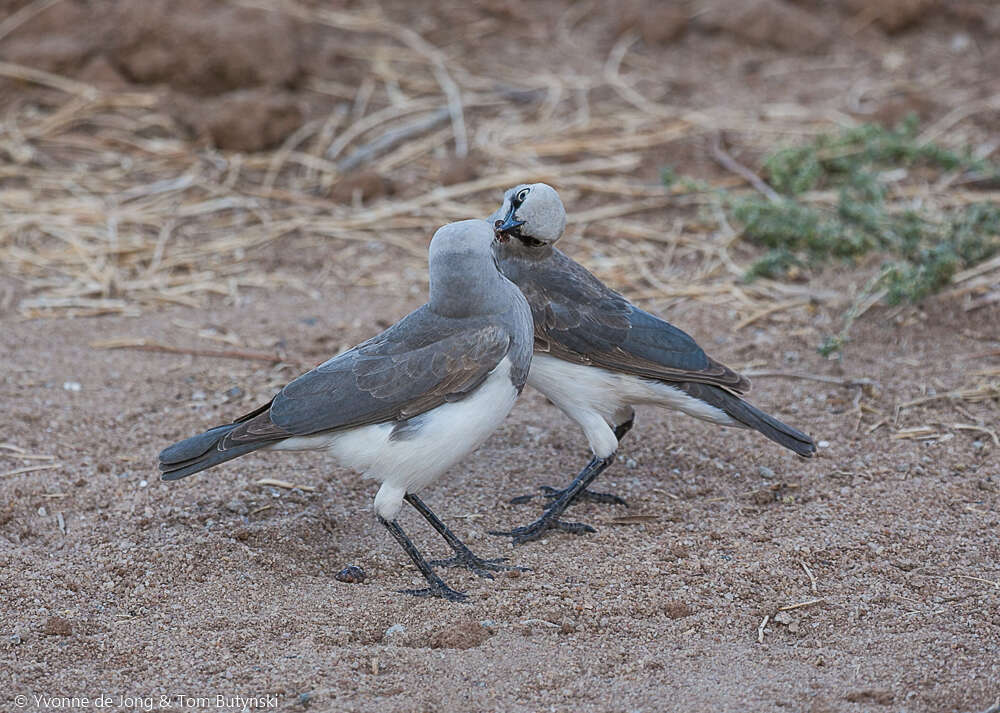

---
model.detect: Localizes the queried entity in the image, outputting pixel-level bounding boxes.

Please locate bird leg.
[490,453,616,545]
[378,515,467,602]
[508,415,635,508]
[404,493,528,579]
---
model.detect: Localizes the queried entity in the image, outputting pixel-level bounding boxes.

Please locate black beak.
[495,204,525,235]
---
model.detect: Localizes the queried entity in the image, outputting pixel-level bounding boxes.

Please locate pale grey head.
[428,219,513,318]
[491,183,567,248]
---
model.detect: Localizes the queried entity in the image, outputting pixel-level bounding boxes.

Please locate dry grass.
[0,0,860,322]
[1,0,996,443]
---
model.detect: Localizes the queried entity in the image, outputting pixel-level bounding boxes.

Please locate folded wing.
[220,308,514,449]
[520,251,750,393]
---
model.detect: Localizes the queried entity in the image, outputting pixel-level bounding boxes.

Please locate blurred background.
[1,0,998,337]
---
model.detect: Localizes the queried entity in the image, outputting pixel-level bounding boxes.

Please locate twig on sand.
[950,423,1000,446]
[256,478,316,492]
[777,597,826,612]
[757,615,770,644]
[800,561,818,594]
[91,338,293,365]
[742,370,878,389]
[0,60,99,99]
[0,463,61,479]
[735,299,809,330]
[710,133,783,204]
[338,107,450,172]
[0,0,65,42]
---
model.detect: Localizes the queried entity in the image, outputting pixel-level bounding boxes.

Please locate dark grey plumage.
[159,314,527,481]
[488,183,816,543]
[159,218,534,600]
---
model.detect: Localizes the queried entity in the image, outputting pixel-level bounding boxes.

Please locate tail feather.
[679,383,817,457]
[158,424,270,481]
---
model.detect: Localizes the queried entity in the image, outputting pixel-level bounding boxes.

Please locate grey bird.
[488,183,816,544]
[158,219,534,601]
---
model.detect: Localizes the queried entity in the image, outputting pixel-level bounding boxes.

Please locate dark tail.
[158,424,270,481]
[679,383,817,457]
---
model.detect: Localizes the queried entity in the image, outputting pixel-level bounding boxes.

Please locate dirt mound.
[173,88,306,153]
[2,0,995,153]
[0,0,314,150]
[111,0,303,95]
[697,0,833,53]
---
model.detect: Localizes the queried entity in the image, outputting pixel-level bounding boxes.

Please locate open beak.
[495,204,525,236]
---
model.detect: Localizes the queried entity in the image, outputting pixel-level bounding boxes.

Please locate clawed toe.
[508,493,538,505]
[489,518,597,545]
[428,551,530,579]
[400,582,468,602]
[509,484,628,508]
[539,485,628,507]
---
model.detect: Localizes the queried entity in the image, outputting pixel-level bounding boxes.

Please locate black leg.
[613,415,635,442]
[491,454,616,545]
[508,415,635,508]
[404,494,528,579]
[378,515,467,602]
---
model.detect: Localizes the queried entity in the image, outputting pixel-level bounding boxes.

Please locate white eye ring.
[515,188,530,203]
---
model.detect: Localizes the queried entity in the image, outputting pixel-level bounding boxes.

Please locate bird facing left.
[157,219,534,602]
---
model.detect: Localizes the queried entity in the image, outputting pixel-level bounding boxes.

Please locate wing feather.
[508,250,750,393]
[220,307,513,447]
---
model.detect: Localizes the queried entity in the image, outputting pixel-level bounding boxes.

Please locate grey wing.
[219,310,513,447]
[524,252,750,393]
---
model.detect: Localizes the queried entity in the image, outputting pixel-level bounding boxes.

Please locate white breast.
[527,353,735,457]
[270,357,519,520]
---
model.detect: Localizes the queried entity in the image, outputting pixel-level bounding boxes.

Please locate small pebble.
[758,466,775,479]
[38,506,47,517]
[383,623,406,640]
[817,440,830,448]
[225,499,248,515]
[191,390,206,401]
[139,479,148,488]
[225,386,244,399]
[335,565,366,584]
[63,381,81,392]
[625,458,638,469]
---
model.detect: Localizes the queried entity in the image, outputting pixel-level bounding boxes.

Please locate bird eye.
[515,188,530,204]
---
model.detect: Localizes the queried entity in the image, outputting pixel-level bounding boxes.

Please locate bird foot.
[509,485,628,507]
[539,485,628,507]
[428,548,528,580]
[489,516,596,546]
[399,580,468,602]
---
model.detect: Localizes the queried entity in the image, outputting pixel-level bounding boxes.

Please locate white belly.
[527,353,735,457]
[270,357,519,519]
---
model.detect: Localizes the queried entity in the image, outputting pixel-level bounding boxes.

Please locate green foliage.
[661,165,677,188]
[763,115,975,196]
[716,117,1000,356]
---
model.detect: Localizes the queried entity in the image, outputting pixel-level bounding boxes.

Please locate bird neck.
[428,253,511,318]
[496,238,556,263]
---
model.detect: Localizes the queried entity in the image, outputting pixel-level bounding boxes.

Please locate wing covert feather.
[222,308,513,445]
[509,250,750,393]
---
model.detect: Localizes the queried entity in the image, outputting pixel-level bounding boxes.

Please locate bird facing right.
[158,219,534,601]
[489,183,817,544]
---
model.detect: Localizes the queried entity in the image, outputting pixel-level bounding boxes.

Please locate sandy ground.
[2,279,998,712]
[2,0,999,711]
